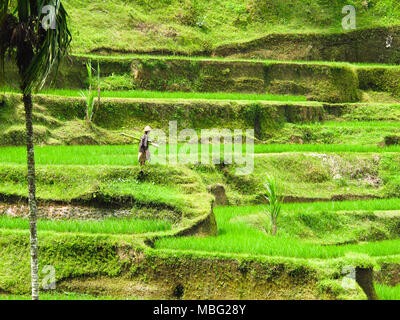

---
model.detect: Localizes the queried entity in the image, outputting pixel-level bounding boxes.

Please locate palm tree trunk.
[23,93,39,301]
[272,216,277,236]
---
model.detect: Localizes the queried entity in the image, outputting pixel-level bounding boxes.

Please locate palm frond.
[0,0,11,81]
[261,173,284,234]
[22,0,71,94]
[0,0,10,20]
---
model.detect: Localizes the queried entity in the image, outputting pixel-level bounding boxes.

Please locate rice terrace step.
[1,0,400,306]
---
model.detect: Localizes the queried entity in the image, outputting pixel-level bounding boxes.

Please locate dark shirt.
[139,134,149,152]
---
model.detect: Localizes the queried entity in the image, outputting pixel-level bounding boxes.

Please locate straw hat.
[144,125,152,132]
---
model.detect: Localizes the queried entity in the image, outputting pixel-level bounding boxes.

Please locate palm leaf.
[22,0,72,94]
[261,173,284,234]
[0,0,11,80]
[0,0,10,19]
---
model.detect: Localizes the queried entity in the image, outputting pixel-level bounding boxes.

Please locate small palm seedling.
[80,60,100,123]
[262,174,284,235]
[96,61,101,111]
[80,89,96,123]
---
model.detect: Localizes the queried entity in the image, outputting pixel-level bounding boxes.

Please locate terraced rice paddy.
[1,144,400,167]
[375,284,400,300]
[0,292,127,300]
[155,202,400,259]
[2,0,400,300]
[0,216,172,235]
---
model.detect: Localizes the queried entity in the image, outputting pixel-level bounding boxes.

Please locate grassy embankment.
[75,53,400,67]
[156,201,400,258]
[1,199,399,299]
[61,0,400,54]
[5,199,400,246]
[1,146,400,202]
[2,285,399,300]
[0,164,211,216]
[0,292,129,300]
[2,87,400,147]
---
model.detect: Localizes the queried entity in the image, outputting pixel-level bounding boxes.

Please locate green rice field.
[0,145,399,166]
[0,216,172,235]
[375,284,400,300]
[155,202,400,259]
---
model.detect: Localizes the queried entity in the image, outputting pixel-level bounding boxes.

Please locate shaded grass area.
[2,91,400,148]
[375,284,400,300]
[0,231,134,294]
[266,120,400,146]
[0,215,172,235]
[267,131,397,147]
[0,164,212,220]
[155,202,400,259]
[40,89,307,102]
[0,228,344,299]
[78,53,400,69]
[246,152,400,200]
[0,292,126,300]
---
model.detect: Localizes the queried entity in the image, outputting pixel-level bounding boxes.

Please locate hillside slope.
[63,0,400,54]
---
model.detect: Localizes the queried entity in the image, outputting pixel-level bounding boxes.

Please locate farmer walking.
[138,125,152,166]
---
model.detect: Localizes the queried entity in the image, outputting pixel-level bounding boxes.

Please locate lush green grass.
[0,215,172,235]
[1,146,399,202]
[281,198,400,213]
[253,144,400,153]
[0,145,399,167]
[265,121,400,146]
[0,145,140,165]
[99,179,195,213]
[375,284,400,300]
[155,201,400,259]
[0,88,307,102]
[0,163,211,220]
[323,121,400,128]
[0,292,126,300]
[58,0,400,54]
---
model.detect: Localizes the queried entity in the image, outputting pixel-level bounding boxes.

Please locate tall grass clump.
[375,284,400,300]
[80,60,101,123]
[261,174,284,235]
[0,215,172,234]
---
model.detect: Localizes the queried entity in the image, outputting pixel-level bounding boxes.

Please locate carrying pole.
[121,133,159,148]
